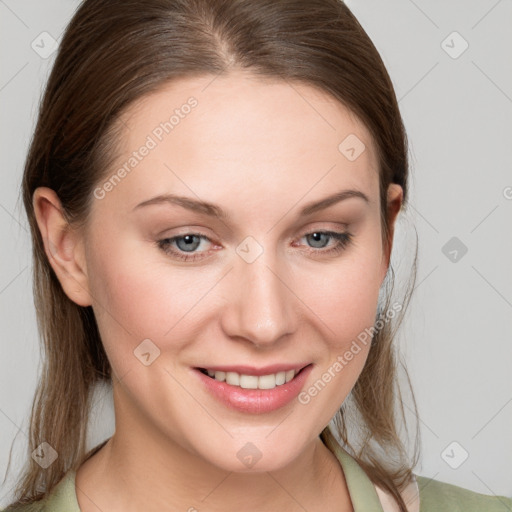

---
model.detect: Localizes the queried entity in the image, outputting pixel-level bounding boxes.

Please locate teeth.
[206,369,297,389]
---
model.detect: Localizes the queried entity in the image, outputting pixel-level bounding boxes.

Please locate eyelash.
[156,230,353,262]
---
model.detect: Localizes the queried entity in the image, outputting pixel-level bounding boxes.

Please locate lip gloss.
[193,364,313,414]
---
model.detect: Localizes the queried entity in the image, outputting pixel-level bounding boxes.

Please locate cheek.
[85,234,189,364]
[300,241,384,348]
[85,231,228,372]
[295,249,383,420]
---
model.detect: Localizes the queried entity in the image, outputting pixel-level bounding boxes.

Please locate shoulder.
[2,469,78,512]
[1,502,45,511]
[416,474,512,512]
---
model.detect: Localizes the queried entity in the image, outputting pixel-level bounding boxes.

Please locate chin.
[194,432,310,474]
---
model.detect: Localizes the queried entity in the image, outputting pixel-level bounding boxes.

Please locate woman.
[4,0,511,511]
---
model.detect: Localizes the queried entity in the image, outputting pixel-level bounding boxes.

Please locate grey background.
[1,0,511,506]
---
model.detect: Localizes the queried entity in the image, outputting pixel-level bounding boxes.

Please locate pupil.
[177,234,199,252]
[310,232,325,247]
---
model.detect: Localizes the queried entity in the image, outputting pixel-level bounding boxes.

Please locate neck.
[76,434,353,512]
[75,388,353,512]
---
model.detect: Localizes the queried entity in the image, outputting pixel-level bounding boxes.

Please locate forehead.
[97,71,380,214]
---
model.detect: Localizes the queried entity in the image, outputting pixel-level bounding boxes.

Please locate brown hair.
[4,0,420,510]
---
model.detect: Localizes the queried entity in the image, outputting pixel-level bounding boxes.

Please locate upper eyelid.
[163,220,350,239]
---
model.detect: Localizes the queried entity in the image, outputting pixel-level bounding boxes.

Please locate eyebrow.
[132,189,369,219]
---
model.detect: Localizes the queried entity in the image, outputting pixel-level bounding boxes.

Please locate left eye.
[157,230,352,262]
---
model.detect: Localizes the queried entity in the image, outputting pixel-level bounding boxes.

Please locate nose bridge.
[220,239,296,346]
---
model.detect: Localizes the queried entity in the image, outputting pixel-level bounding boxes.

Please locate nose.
[219,251,297,348]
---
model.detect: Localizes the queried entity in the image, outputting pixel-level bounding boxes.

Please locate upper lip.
[196,363,311,376]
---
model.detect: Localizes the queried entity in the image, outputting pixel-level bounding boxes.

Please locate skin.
[33,71,402,511]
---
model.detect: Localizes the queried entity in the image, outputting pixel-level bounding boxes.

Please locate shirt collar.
[329,441,387,511]
[44,442,390,511]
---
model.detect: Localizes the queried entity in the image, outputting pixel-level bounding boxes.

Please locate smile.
[194,364,313,414]
[198,368,299,389]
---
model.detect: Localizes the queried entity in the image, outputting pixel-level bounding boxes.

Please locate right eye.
[157,233,213,262]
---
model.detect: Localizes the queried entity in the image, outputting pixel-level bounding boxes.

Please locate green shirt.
[3,443,511,511]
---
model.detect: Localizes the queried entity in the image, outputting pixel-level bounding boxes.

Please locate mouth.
[196,364,311,390]
[194,363,314,414]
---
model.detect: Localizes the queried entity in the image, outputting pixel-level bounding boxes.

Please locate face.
[46,71,402,473]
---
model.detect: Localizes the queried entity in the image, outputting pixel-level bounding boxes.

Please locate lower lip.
[194,365,313,414]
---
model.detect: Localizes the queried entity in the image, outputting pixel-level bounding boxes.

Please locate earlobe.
[32,187,92,307]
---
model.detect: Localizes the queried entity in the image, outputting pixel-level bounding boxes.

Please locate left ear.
[380,183,403,282]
